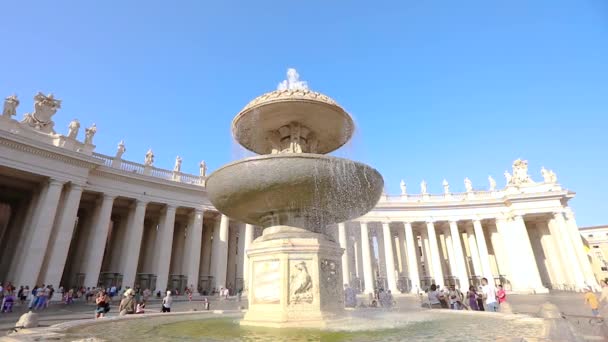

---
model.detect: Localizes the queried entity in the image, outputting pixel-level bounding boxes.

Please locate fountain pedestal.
[241,226,344,328]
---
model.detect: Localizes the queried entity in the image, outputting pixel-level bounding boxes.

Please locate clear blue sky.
[2,1,607,226]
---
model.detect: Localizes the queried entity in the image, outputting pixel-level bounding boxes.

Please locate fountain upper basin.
[206,153,383,232]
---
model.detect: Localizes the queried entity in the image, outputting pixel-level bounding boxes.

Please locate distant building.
[580,225,608,283]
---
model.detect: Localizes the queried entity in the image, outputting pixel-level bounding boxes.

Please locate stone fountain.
[206,69,384,328]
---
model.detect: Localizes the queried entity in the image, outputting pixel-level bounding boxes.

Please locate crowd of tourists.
[425,278,505,311]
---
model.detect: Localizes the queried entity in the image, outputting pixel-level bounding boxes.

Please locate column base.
[242,225,345,329]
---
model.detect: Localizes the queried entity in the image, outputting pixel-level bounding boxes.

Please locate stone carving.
[144,149,154,166]
[442,179,450,194]
[174,156,182,172]
[2,94,19,118]
[320,259,340,302]
[508,159,534,185]
[21,92,61,133]
[116,140,126,159]
[240,89,339,115]
[400,180,407,195]
[267,130,282,154]
[67,119,80,139]
[84,124,97,144]
[289,261,313,304]
[464,177,473,192]
[420,180,427,194]
[277,68,308,91]
[199,160,207,177]
[541,167,558,183]
[488,176,496,191]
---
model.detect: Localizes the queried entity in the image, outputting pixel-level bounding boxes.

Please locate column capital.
[194,208,205,214]
[102,193,117,202]
[69,183,84,191]
[165,204,178,211]
[381,220,391,226]
[425,219,435,226]
[48,179,65,187]
[402,221,412,226]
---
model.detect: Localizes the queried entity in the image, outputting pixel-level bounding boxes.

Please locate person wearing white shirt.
[162,291,173,312]
[481,277,498,312]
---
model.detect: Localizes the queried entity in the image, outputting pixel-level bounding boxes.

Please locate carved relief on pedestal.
[289,260,313,304]
[320,259,341,302]
[252,259,281,304]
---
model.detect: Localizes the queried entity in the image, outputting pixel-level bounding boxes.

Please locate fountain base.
[241,226,345,328]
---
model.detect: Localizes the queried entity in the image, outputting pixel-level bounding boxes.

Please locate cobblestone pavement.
[1,292,606,340]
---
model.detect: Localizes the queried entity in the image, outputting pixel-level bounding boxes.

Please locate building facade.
[580,225,608,283]
[0,93,599,295]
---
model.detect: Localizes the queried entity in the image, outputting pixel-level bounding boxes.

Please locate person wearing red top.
[497,284,506,304]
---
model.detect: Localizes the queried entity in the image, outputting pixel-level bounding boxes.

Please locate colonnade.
[336,212,597,294]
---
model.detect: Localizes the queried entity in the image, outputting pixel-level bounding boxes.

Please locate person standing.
[481,278,498,312]
[584,286,600,319]
[162,291,173,313]
[497,284,507,305]
[467,286,479,311]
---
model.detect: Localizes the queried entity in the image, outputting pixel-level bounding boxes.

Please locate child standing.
[584,287,600,318]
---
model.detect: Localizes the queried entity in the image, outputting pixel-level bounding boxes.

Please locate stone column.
[242,223,254,292]
[550,212,586,290]
[15,179,65,287]
[214,214,230,289]
[426,221,444,285]
[509,215,548,293]
[121,200,148,288]
[404,222,420,293]
[155,205,177,292]
[84,194,116,288]
[186,209,204,292]
[360,222,375,294]
[442,228,458,277]
[466,226,482,276]
[41,183,84,288]
[449,220,470,291]
[564,209,599,290]
[420,230,433,277]
[395,230,406,274]
[472,219,494,283]
[381,222,399,293]
[338,222,351,286]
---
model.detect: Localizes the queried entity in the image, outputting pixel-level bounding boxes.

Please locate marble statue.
[67,119,80,139]
[541,167,550,183]
[174,156,182,172]
[84,124,97,144]
[199,160,207,177]
[277,68,309,91]
[400,180,407,195]
[21,92,61,133]
[488,176,496,191]
[549,170,557,183]
[504,170,512,184]
[2,94,19,117]
[116,140,126,159]
[420,180,427,194]
[442,179,450,194]
[290,261,313,304]
[145,149,154,166]
[464,177,473,192]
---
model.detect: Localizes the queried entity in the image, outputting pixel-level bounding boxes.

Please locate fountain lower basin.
[205,153,384,232]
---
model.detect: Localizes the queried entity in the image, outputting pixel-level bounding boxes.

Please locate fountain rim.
[231,89,355,155]
[206,153,375,183]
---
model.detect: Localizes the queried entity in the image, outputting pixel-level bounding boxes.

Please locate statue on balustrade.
[145,149,154,166]
[442,179,450,194]
[21,92,61,133]
[67,119,80,139]
[464,177,473,192]
[488,176,496,191]
[116,141,126,159]
[420,180,427,194]
[174,156,182,172]
[541,167,558,184]
[84,124,97,144]
[400,180,407,195]
[504,170,512,184]
[2,94,19,118]
[199,160,207,177]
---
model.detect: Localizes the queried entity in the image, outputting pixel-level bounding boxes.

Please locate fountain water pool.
[57,310,546,341]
